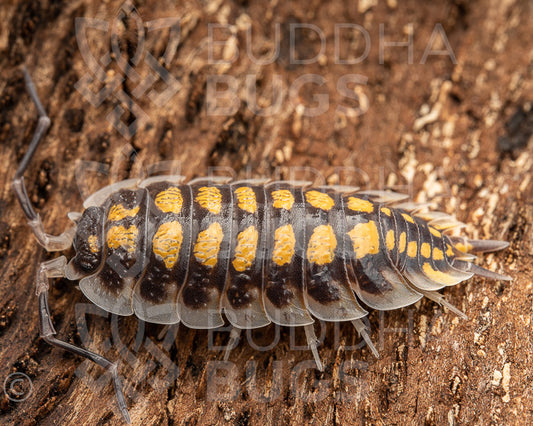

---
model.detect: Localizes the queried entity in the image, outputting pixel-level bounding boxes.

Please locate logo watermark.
[3,372,33,403]
[75,0,181,139]
[68,301,453,409]
[73,2,457,139]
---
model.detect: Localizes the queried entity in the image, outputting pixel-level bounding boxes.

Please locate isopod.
[12,69,511,423]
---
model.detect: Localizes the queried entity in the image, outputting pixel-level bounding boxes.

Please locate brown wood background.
[0,0,532,424]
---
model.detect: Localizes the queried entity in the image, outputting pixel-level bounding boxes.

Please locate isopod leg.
[157,324,171,340]
[304,324,324,372]
[36,257,131,424]
[11,67,74,251]
[415,288,468,320]
[351,319,379,359]
[223,327,242,361]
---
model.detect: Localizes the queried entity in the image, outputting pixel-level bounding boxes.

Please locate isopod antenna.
[11,67,131,424]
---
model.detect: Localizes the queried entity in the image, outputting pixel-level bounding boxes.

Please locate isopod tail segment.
[12,68,131,424]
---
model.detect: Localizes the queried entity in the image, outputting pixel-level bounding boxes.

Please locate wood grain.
[0,0,531,424]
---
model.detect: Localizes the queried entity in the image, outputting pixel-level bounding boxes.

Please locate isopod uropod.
[12,69,511,423]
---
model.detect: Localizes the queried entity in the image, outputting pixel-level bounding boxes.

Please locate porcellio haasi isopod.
[12,69,511,423]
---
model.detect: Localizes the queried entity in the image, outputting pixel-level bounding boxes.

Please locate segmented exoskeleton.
[12,69,511,424]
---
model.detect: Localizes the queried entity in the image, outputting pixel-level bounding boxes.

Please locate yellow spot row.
[405,239,447,262]
[103,199,453,272]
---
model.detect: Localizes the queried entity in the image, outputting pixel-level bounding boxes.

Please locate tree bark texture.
[0,0,531,425]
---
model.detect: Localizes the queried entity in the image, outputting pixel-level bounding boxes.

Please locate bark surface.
[0,0,531,425]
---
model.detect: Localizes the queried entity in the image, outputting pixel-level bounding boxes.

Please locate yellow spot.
[399,232,406,253]
[305,191,335,211]
[402,213,415,223]
[386,229,395,250]
[195,186,222,214]
[106,225,138,253]
[454,242,473,253]
[271,190,294,210]
[88,235,99,253]
[455,243,465,251]
[422,262,457,285]
[232,225,258,272]
[307,224,337,265]
[193,222,224,267]
[347,221,380,259]
[381,207,391,216]
[272,224,295,266]
[347,197,374,213]
[152,221,183,269]
[107,204,139,221]
[421,242,431,258]
[234,187,257,214]
[433,247,444,261]
[429,227,441,238]
[446,244,454,257]
[155,187,183,214]
[407,241,417,258]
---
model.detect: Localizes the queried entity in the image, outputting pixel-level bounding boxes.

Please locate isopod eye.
[66,206,105,279]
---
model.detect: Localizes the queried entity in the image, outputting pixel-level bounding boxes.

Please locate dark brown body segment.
[99,188,148,294]
[70,206,105,276]
[223,182,270,328]
[303,189,367,321]
[262,182,313,326]
[128,182,194,323]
